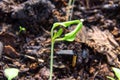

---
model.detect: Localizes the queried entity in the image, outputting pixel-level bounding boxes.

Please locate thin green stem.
[67,0,75,21]
[55,38,64,42]
[49,40,54,80]
[69,0,75,21]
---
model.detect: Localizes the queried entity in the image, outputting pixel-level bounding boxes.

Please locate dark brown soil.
[0,0,120,80]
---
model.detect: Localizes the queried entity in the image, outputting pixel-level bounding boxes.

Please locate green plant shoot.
[4,68,19,80]
[112,67,120,80]
[107,67,120,80]
[67,0,75,21]
[19,26,26,33]
[50,19,83,80]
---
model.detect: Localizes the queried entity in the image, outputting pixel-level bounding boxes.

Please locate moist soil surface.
[0,0,120,80]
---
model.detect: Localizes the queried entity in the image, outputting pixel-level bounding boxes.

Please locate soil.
[0,0,120,80]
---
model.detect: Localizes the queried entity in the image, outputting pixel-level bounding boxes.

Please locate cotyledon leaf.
[60,20,83,41]
[4,68,19,80]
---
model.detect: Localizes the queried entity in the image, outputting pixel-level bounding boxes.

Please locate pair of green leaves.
[19,26,26,33]
[51,20,83,42]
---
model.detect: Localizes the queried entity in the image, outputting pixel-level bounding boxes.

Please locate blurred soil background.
[0,0,120,80]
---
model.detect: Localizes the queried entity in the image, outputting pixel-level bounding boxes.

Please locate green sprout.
[4,68,19,80]
[49,19,83,80]
[67,0,75,21]
[107,67,120,80]
[19,26,26,33]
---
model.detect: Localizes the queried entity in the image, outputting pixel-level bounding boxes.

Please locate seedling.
[50,19,83,80]
[107,67,120,80]
[19,26,26,33]
[4,68,19,80]
[67,0,75,21]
